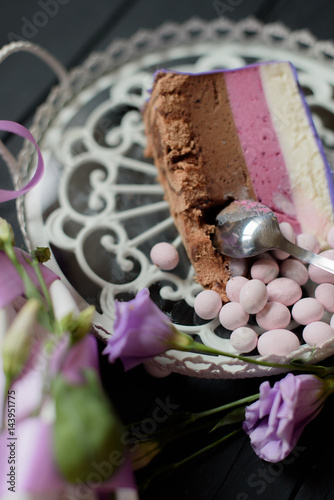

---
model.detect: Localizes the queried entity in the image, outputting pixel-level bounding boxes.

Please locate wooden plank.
[255,0,334,40]
[90,0,269,49]
[0,0,136,123]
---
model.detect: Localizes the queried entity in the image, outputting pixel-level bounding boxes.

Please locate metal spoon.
[213,200,334,275]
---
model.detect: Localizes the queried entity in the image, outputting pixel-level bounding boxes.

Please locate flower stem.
[31,254,54,322]
[172,428,241,469]
[192,393,260,421]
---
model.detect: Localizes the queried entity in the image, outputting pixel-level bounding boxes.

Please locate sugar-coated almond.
[239,279,268,314]
[251,259,279,284]
[219,302,249,330]
[230,327,258,353]
[303,321,334,347]
[267,278,302,306]
[256,302,291,330]
[315,283,334,313]
[308,249,334,284]
[150,242,179,270]
[257,329,300,356]
[194,290,222,320]
[296,233,320,256]
[291,298,324,325]
[279,259,308,286]
[225,276,249,303]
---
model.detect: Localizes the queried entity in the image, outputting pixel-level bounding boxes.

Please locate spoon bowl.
[214,200,334,275]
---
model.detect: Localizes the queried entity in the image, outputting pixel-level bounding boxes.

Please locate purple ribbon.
[0,120,44,202]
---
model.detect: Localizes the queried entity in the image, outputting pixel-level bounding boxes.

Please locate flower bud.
[33,246,51,263]
[2,298,41,385]
[0,218,14,248]
[52,368,124,483]
[0,304,16,341]
[61,305,95,343]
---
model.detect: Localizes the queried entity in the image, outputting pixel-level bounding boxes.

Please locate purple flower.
[0,247,58,309]
[243,373,327,462]
[104,288,185,370]
[0,334,138,498]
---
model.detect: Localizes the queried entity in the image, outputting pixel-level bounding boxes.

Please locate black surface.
[1,1,334,499]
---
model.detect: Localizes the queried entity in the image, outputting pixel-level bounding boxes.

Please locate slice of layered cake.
[143,62,334,301]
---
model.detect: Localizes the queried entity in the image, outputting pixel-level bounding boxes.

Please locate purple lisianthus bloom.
[243,373,327,462]
[103,288,182,370]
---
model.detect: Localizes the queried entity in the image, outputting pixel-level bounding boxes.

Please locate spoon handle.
[277,236,334,275]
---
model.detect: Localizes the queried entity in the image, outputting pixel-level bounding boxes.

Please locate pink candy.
[308,249,334,284]
[279,259,308,286]
[315,283,334,313]
[267,278,302,306]
[303,321,334,347]
[150,242,179,270]
[291,298,324,325]
[225,276,249,302]
[256,302,291,330]
[251,258,279,283]
[230,327,258,353]
[239,279,268,314]
[257,329,300,356]
[219,302,249,330]
[296,232,320,255]
[194,290,222,320]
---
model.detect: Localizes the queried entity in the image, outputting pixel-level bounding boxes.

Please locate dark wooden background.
[1,1,334,499]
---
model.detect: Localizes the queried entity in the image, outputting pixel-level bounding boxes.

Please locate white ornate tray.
[14,17,334,378]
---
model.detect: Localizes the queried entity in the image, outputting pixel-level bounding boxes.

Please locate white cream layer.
[260,62,334,248]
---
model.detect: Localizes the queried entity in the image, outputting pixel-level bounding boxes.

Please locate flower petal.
[0,248,58,309]
[243,373,327,463]
[104,288,175,370]
[0,419,64,496]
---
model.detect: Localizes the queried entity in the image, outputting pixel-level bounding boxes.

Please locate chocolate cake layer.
[144,72,256,300]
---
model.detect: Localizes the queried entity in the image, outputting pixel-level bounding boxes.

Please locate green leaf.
[210,406,246,432]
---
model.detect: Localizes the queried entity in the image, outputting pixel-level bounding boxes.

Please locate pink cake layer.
[224,65,299,231]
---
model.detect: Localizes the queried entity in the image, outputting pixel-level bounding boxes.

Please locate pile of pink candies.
[151,222,334,357]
